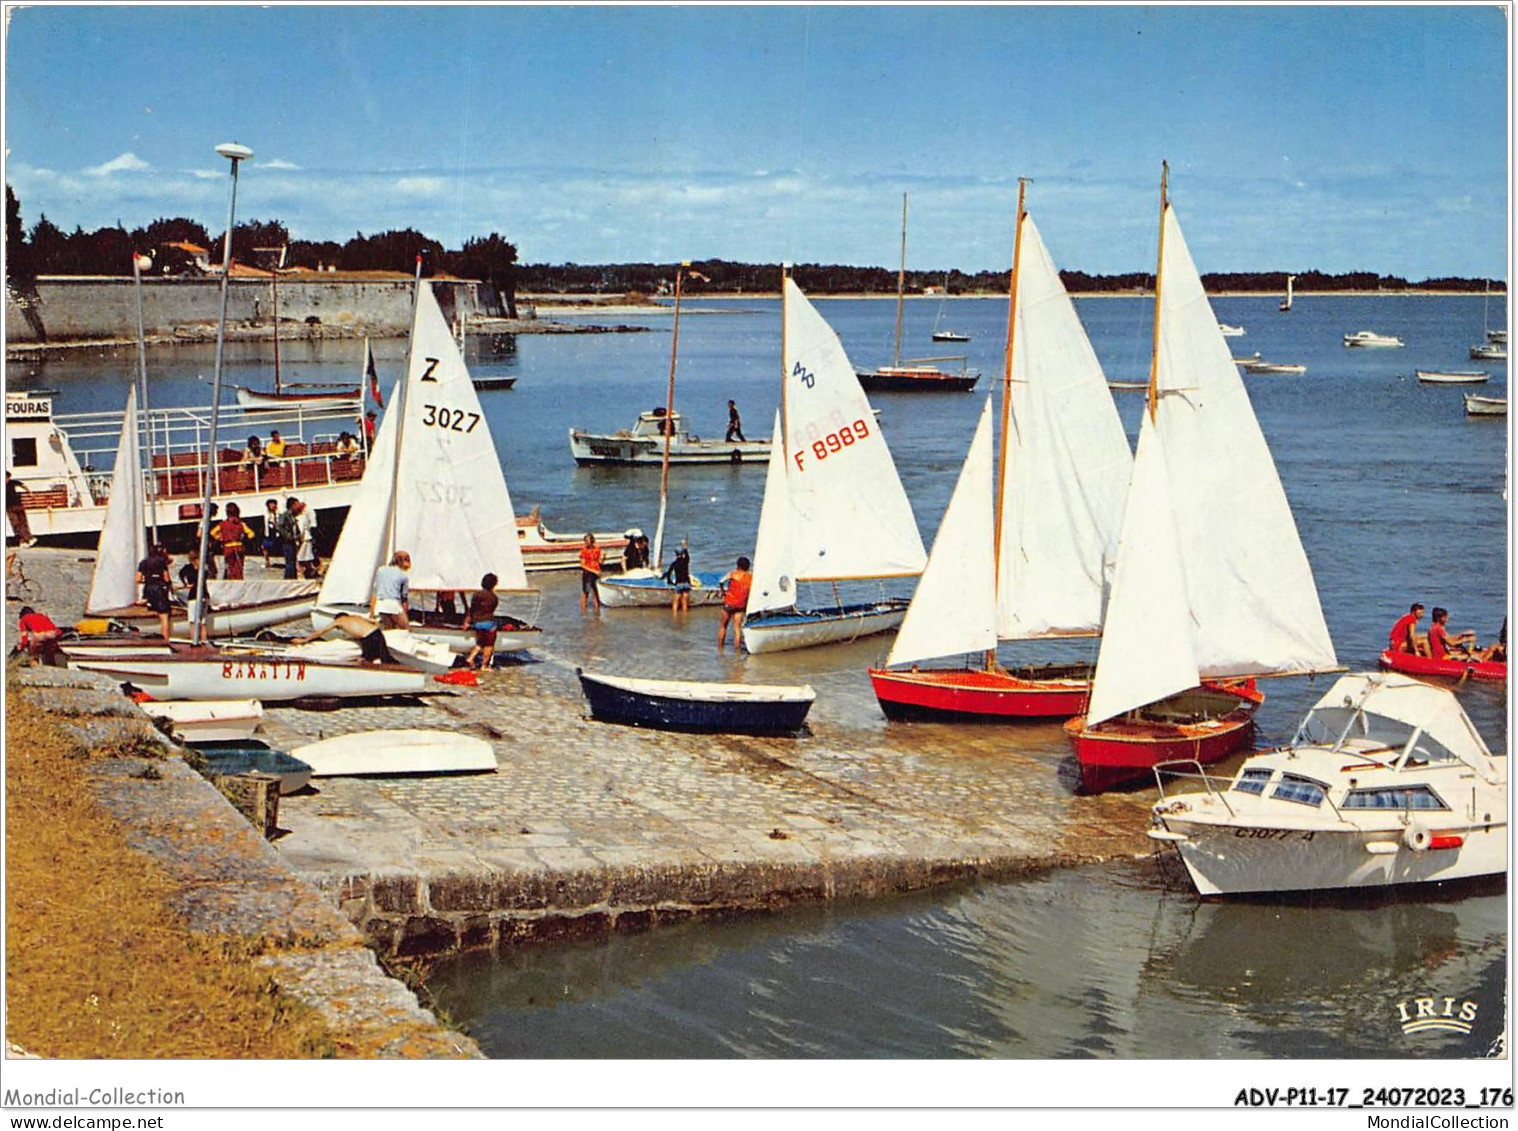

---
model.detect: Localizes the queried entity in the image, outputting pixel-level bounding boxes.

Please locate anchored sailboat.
[1278,273,1296,312]
[598,262,727,609]
[741,275,927,654]
[855,195,979,392]
[1065,166,1338,793]
[312,276,542,655]
[869,186,1133,719]
[232,253,362,409]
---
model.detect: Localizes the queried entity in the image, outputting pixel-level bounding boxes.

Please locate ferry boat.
[1148,673,1506,897]
[4,392,368,544]
[568,408,771,466]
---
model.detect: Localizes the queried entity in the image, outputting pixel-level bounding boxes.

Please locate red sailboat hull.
[1378,649,1506,684]
[868,665,1091,721]
[1064,682,1261,794]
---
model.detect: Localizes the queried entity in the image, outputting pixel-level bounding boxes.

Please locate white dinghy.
[138,699,264,744]
[290,728,497,777]
[742,275,927,654]
[67,651,428,702]
[313,279,542,659]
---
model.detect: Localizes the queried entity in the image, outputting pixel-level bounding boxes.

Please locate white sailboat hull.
[1159,816,1506,897]
[66,654,428,701]
[289,729,497,777]
[106,592,319,641]
[308,604,539,655]
[742,602,909,654]
[568,428,772,466]
[596,569,725,608]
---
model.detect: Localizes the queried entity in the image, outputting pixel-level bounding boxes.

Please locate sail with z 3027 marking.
[747,278,926,616]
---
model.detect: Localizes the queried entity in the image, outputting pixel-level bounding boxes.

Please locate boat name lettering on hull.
[221,660,308,681]
[1233,828,1314,841]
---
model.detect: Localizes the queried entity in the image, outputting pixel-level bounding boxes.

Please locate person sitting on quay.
[293,612,397,665]
[662,545,693,614]
[579,533,603,614]
[1388,602,1427,656]
[464,573,500,672]
[213,502,251,580]
[371,550,412,630]
[16,605,61,665]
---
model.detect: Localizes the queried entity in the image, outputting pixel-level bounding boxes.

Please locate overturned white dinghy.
[290,728,497,777]
[138,699,264,743]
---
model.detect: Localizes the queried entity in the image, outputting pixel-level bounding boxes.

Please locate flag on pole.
[364,339,384,407]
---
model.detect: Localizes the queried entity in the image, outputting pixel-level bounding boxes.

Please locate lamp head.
[215,142,253,163]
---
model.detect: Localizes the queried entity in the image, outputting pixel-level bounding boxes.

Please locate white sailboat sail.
[316,379,402,607]
[1085,203,1336,726]
[884,397,997,668]
[996,214,1133,640]
[1084,417,1199,726]
[85,387,147,614]
[748,278,925,615]
[392,284,529,592]
[748,407,794,614]
[318,284,530,608]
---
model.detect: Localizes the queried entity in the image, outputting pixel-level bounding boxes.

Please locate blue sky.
[3,5,1509,276]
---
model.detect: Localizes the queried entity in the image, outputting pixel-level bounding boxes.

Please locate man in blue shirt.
[371,550,412,629]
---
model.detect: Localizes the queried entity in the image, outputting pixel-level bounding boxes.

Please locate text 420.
[793,419,870,471]
[421,404,481,432]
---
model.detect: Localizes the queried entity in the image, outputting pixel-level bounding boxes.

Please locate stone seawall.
[6,276,496,343]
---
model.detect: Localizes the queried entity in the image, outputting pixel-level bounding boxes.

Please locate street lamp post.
[190,141,252,645]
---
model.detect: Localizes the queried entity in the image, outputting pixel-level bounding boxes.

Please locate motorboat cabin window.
[1233,768,1273,795]
[1342,785,1449,811]
[1271,773,1328,807]
[11,437,37,468]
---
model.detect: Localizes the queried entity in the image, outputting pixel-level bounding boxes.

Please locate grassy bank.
[4,681,337,1058]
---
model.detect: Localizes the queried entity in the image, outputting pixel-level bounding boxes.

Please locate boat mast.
[130,249,159,544]
[652,262,686,569]
[892,193,907,367]
[1146,161,1169,424]
[270,256,281,396]
[987,176,1030,672]
[191,140,252,646]
[383,255,427,563]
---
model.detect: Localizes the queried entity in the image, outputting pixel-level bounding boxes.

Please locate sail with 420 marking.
[742,277,925,653]
[319,282,529,609]
[1085,202,1338,729]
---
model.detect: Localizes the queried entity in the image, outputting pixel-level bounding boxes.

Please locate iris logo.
[1395,994,1478,1036]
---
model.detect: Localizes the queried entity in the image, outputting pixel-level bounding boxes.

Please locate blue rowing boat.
[577,669,816,734]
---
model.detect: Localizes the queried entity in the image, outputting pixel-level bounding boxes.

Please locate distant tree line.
[4,185,1502,306]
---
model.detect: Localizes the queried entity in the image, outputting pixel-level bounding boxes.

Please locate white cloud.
[84,152,150,177]
[393,176,446,197]
[262,158,301,170]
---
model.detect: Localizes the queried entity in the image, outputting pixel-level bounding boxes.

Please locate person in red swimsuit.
[1388,603,1425,655]
[1427,607,1479,661]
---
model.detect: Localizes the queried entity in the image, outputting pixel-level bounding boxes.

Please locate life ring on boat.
[1402,825,1431,852]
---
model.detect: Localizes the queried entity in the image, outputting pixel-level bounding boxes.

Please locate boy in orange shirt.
[579,533,603,613]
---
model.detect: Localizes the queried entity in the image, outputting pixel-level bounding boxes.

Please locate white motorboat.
[1469,343,1507,362]
[1343,330,1404,348]
[289,729,497,777]
[1487,329,1508,345]
[1416,370,1489,385]
[138,699,264,743]
[67,651,429,701]
[516,508,629,571]
[1148,672,1506,897]
[1244,362,1307,375]
[742,276,927,654]
[568,409,771,466]
[1464,394,1507,417]
[313,281,543,657]
[1217,323,1245,337]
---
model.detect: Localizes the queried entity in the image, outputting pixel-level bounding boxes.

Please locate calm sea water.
[13,291,1508,1058]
